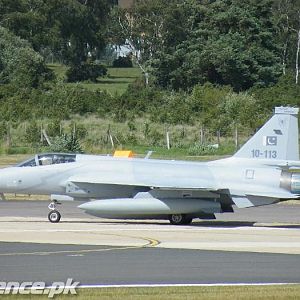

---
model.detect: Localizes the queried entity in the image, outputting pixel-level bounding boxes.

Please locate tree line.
[113,0,300,90]
[0,0,300,91]
[0,0,299,153]
[0,0,299,89]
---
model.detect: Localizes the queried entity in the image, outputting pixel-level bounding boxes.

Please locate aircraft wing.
[67,173,298,205]
[67,173,217,191]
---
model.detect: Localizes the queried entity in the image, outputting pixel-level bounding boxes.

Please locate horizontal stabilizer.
[232,196,253,208]
[230,188,298,199]
[232,195,279,208]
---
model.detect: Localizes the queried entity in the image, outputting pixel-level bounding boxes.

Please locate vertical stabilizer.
[234,107,299,161]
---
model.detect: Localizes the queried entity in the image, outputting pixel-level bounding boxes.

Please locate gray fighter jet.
[0,106,299,225]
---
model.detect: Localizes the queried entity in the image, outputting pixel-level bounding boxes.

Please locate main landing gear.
[48,200,61,223]
[169,214,193,225]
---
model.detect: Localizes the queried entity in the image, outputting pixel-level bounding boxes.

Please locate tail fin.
[234,107,299,161]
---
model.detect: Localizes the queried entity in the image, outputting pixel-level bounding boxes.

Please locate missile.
[78,198,221,217]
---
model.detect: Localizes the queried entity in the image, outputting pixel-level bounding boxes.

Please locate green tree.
[219,92,260,131]
[187,83,230,130]
[151,0,282,91]
[0,121,7,141]
[110,1,188,62]
[0,26,53,87]
[47,120,62,137]
[110,0,192,83]
[49,134,83,153]
[273,0,300,83]
[0,0,112,66]
[25,121,40,144]
[251,72,300,110]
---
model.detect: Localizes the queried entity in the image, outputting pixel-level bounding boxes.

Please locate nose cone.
[78,201,108,218]
[78,200,120,212]
[0,167,23,192]
[78,199,134,214]
[78,201,94,211]
[0,169,6,199]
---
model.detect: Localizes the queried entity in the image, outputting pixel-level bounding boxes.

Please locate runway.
[0,200,300,285]
[1,242,300,285]
[1,199,300,224]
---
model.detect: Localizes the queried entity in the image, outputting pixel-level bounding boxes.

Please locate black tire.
[48,210,61,223]
[182,216,193,225]
[169,214,193,225]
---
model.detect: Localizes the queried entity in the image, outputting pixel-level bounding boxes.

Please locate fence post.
[6,122,11,147]
[42,130,52,146]
[217,130,221,146]
[235,125,239,150]
[166,131,170,150]
[107,125,114,149]
[40,125,44,143]
[200,127,204,144]
[73,123,76,139]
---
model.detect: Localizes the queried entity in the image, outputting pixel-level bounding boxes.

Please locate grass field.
[6,64,243,157]
[1,285,300,299]
[0,154,31,168]
[0,151,226,169]
[70,285,300,300]
[48,64,142,94]
[127,145,229,161]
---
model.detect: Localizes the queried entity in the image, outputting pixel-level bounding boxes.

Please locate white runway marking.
[0,219,299,254]
[0,226,297,233]
[3,282,297,292]
[78,283,300,289]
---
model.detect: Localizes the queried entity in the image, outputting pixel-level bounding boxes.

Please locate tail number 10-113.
[251,149,277,159]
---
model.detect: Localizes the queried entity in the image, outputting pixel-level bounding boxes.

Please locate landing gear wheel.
[48,210,61,223]
[182,216,193,225]
[169,214,193,225]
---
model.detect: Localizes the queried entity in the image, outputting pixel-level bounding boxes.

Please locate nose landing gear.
[48,201,61,223]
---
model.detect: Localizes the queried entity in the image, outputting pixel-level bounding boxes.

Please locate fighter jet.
[0,106,299,225]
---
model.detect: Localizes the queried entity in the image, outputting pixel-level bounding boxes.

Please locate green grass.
[95,67,142,94]
[0,154,32,168]
[0,150,226,169]
[1,285,300,299]
[48,64,142,94]
[48,64,68,79]
[0,114,239,164]
[125,145,228,161]
[75,286,300,300]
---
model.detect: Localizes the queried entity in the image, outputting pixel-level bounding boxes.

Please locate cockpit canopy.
[17,153,76,167]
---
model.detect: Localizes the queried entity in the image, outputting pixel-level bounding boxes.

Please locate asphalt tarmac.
[1,242,300,285]
[0,200,300,285]
[1,199,300,224]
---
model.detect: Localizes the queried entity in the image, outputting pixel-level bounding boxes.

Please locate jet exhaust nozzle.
[281,171,300,194]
